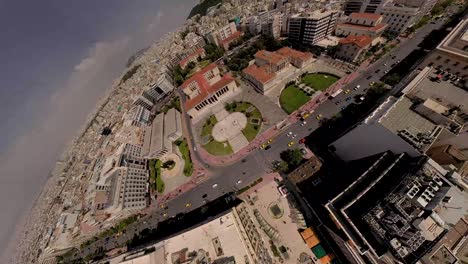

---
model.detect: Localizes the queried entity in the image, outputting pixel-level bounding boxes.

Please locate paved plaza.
[212,111,249,152]
[160,151,190,195]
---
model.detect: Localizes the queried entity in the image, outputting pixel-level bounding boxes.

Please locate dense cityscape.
[13,0,468,263]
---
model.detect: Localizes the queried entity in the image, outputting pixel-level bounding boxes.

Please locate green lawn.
[203,140,233,156]
[201,115,217,136]
[149,159,164,193]
[176,139,193,177]
[280,85,310,114]
[225,101,263,142]
[302,73,339,91]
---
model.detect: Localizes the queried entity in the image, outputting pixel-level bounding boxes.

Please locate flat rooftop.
[379,96,437,135]
[406,71,468,114]
[163,211,249,263]
[437,18,468,59]
[241,180,316,263]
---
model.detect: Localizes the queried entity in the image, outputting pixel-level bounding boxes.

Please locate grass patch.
[201,115,217,137]
[203,140,233,156]
[176,139,193,176]
[225,101,263,142]
[149,159,164,193]
[280,85,310,114]
[301,73,338,91]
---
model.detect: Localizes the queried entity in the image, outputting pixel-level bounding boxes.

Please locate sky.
[0,0,196,260]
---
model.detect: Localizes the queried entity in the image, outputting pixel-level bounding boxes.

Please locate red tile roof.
[276,47,313,61]
[255,50,288,65]
[339,35,373,48]
[219,31,243,45]
[181,63,236,110]
[337,22,387,32]
[179,48,205,68]
[349,12,382,21]
[243,64,276,84]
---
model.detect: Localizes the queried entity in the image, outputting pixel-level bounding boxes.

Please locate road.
[75,16,448,261]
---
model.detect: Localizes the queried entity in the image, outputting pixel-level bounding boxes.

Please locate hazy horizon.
[0,0,196,261]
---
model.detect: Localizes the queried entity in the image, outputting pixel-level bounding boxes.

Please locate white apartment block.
[143,73,174,102]
[288,10,339,45]
[379,4,420,32]
[133,95,154,110]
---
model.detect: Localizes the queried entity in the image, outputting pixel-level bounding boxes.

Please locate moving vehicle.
[288,141,295,147]
[316,114,323,120]
[212,183,218,189]
[329,89,342,98]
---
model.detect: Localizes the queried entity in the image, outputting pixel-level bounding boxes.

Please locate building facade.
[243,47,312,94]
[181,63,239,120]
[379,4,420,32]
[336,35,373,62]
[288,11,339,46]
[336,12,387,38]
[343,0,390,15]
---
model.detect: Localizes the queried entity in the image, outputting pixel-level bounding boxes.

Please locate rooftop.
[181,63,236,110]
[437,18,468,59]
[276,47,313,61]
[255,50,288,65]
[291,10,338,20]
[218,30,243,45]
[178,47,205,67]
[339,35,373,48]
[243,64,276,84]
[379,96,437,136]
[337,22,387,32]
[349,12,382,21]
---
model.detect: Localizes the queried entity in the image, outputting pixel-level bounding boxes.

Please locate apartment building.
[288,10,339,46]
[207,22,243,50]
[379,4,420,32]
[178,48,206,70]
[143,73,175,103]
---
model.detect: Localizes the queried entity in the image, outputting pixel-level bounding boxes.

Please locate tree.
[383,73,401,86]
[280,149,304,169]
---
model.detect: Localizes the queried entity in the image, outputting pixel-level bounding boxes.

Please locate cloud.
[0,36,132,262]
[146,10,165,33]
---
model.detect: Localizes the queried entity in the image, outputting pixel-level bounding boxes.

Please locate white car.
[287,131,293,137]
[212,183,218,189]
[300,121,307,126]
[236,180,242,185]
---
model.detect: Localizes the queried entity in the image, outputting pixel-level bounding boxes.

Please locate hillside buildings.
[143,73,175,103]
[181,63,239,120]
[336,12,387,39]
[421,18,468,78]
[288,10,339,46]
[242,47,313,94]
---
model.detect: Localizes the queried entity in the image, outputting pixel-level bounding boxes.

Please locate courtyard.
[200,101,263,156]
